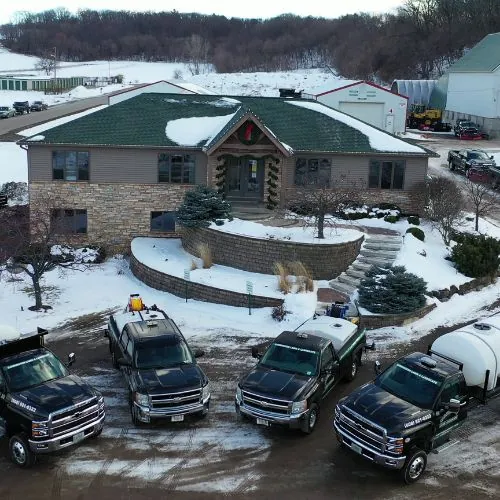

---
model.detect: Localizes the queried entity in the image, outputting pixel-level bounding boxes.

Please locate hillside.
[1,2,500,82]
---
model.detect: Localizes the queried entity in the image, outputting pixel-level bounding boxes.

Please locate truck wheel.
[448,161,455,171]
[111,349,119,369]
[344,353,359,382]
[9,433,36,468]
[301,403,319,434]
[130,404,142,426]
[401,448,427,484]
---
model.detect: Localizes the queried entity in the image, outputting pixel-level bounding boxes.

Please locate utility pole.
[53,47,57,92]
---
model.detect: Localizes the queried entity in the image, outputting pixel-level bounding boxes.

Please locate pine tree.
[176,185,232,228]
[358,265,427,314]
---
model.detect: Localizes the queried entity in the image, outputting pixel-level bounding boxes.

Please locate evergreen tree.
[358,265,427,314]
[176,185,232,228]
[451,234,500,279]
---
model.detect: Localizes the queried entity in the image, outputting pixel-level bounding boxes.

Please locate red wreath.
[238,121,260,145]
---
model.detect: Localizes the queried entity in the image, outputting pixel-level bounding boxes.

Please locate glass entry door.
[226,158,264,199]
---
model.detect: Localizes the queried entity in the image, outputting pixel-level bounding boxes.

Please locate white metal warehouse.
[304,80,408,134]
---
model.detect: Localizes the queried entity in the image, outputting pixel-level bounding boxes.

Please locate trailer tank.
[432,318,500,391]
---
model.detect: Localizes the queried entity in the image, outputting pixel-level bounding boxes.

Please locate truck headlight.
[32,421,49,438]
[387,437,404,454]
[291,400,307,415]
[134,392,149,407]
[202,383,210,402]
[236,386,242,403]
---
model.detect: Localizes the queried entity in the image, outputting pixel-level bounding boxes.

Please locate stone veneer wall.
[130,254,284,308]
[359,303,436,330]
[181,228,364,280]
[29,182,194,252]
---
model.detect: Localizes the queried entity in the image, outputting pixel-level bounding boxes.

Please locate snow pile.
[50,245,103,264]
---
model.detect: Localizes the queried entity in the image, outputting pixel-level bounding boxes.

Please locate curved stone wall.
[181,228,364,280]
[130,255,284,309]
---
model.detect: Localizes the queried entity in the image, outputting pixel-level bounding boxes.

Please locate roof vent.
[420,356,437,369]
[147,321,158,328]
[297,332,308,339]
[332,323,343,328]
[473,322,491,331]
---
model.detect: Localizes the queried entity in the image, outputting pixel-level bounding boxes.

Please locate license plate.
[351,443,362,455]
[73,431,85,443]
[256,418,269,426]
[171,415,184,422]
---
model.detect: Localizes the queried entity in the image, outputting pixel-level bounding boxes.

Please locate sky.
[0,1,406,24]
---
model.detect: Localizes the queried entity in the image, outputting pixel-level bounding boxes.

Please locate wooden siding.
[28,145,208,185]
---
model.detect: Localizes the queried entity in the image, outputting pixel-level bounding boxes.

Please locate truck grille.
[241,390,289,415]
[50,398,102,438]
[336,406,390,454]
[151,388,201,410]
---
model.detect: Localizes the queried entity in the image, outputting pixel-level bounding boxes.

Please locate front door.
[226,158,264,199]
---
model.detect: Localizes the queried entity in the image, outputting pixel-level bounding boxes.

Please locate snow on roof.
[165,111,239,146]
[177,82,214,95]
[296,316,358,351]
[288,100,426,154]
[0,325,21,344]
[305,79,360,96]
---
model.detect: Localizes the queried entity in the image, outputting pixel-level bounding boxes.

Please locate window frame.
[294,157,332,187]
[52,150,89,181]
[150,211,176,233]
[51,208,88,234]
[368,159,405,190]
[320,344,335,370]
[158,153,195,184]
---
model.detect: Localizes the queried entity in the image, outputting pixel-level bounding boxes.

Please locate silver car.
[0,106,16,118]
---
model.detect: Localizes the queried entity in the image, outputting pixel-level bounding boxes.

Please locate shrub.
[272,304,290,322]
[288,261,314,293]
[376,203,402,212]
[196,243,213,268]
[384,214,400,223]
[273,262,292,294]
[176,185,232,228]
[407,215,420,225]
[451,234,500,278]
[358,265,427,314]
[406,227,425,241]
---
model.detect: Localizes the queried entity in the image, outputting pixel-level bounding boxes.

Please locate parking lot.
[0,313,498,500]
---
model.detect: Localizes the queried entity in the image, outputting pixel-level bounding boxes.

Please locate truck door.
[0,370,7,437]
[320,343,339,396]
[435,376,467,440]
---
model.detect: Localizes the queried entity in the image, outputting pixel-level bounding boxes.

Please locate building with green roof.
[21,92,431,250]
[441,32,500,137]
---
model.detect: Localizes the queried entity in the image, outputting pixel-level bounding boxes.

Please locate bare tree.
[287,175,364,239]
[186,34,210,76]
[0,201,94,311]
[463,178,497,231]
[34,52,58,75]
[424,177,465,245]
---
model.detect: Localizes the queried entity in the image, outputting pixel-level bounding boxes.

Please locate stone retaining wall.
[430,275,497,301]
[130,254,284,309]
[359,303,437,330]
[181,228,364,280]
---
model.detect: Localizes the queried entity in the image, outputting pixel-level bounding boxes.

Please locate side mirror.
[374,360,381,375]
[193,349,204,358]
[103,328,109,338]
[446,398,461,413]
[490,156,494,160]
[117,358,131,367]
[251,346,262,359]
[67,352,76,367]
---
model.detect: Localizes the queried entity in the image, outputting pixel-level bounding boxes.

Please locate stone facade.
[181,227,364,280]
[29,181,192,252]
[130,254,284,308]
[359,303,437,330]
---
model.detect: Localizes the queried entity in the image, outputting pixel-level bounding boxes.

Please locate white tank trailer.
[431,317,500,399]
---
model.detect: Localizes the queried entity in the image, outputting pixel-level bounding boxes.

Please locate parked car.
[12,101,30,115]
[447,148,496,173]
[235,314,372,434]
[30,101,48,112]
[453,119,486,139]
[465,165,492,183]
[105,295,210,425]
[0,106,16,119]
[0,325,105,467]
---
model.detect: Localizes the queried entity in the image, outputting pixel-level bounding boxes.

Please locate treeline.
[1,0,500,82]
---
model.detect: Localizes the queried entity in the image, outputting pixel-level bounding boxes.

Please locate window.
[158,153,195,183]
[52,151,89,181]
[151,211,176,232]
[321,345,334,369]
[294,158,331,186]
[51,209,88,234]
[369,160,405,189]
[438,379,461,405]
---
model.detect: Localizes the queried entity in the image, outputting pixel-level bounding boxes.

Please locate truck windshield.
[135,338,194,369]
[260,343,319,376]
[376,363,442,409]
[469,151,489,160]
[2,352,68,392]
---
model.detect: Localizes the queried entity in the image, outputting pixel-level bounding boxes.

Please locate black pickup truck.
[447,148,495,173]
[105,296,210,425]
[0,326,105,467]
[334,319,500,484]
[235,315,371,434]
[12,101,30,115]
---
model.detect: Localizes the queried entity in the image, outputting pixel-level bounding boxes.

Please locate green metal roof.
[448,33,500,73]
[21,93,429,156]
